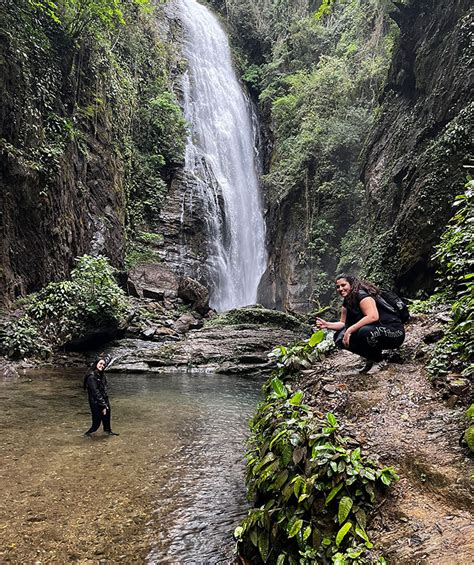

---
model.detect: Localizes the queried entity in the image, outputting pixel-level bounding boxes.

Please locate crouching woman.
[315,274,405,372]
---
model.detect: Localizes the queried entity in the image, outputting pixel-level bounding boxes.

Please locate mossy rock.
[205,305,311,333]
[466,403,474,421]
[464,425,474,452]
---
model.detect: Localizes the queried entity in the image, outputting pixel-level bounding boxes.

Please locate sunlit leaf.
[335,522,352,547]
[338,496,353,524]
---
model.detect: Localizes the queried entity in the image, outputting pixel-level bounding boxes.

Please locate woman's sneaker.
[358,359,374,373]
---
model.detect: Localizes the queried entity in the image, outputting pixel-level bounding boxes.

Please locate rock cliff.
[0,5,126,303]
[361,0,473,293]
[258,0,472,311]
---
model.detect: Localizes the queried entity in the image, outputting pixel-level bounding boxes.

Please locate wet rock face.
[128,264,180,300]
[157,171,216,288]
[178,276,209,315]
[0,28,126,304]
[127,264,210,315]
[362,0,472,292]
[106,305,311,374]
[257,193,319,313]
[0,141,126,304]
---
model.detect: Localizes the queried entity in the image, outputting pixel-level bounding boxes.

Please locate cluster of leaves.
[464,404,474,453]
[268,329,334,379]
[235,378,398,564]
[427,180,474,378]
[29,0,153,41]
[0,256,128,358]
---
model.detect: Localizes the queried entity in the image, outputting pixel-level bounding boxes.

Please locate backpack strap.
[375,294,397,315]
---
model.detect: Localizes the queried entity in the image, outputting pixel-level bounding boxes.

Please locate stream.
[0,369,263,563]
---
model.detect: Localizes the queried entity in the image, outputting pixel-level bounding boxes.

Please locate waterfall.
[176,0,267,312]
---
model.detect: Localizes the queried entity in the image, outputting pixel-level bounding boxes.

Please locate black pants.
[334,324,405,361]
[85,403,112,434]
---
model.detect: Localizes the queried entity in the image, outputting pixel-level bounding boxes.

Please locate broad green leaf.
[258,531,269,562]
[303,525,312,541]
[335,522,352,547]
[234,526,243,539]
[354,508,367,529]
[332,554,346,565]
[355,524,370,543]
[250,527,258,547]
[271,469,289,490]
[325,482,343,504]
[338,496,353,524]
[288,519,303,538]
[289,391,304,405]
[269,429,287,450]
[254,451,276,473]
[271,377,288,398]
[309,330,325,346]
[326,412,338,427]
[292,475,304,498]
[276,554,286,565]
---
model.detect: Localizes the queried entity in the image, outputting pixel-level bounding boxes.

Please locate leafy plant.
[236,383,398,564]
[30,0,153,40]
[268,329,334,378]
[0,255,128,356]
[428,179,474,378]
[0,316,51,360]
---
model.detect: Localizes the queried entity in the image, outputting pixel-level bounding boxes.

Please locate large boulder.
[127,264,179,300]
[178,276,210,314]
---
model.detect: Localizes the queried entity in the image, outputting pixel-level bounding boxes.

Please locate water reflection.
[0,370,262,563]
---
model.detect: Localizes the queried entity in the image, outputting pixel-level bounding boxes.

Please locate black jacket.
[85,371,109,409]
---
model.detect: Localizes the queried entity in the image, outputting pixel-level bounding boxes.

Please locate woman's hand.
[102,408,107,415]
[315,317,328,329]
[342,329,353,348]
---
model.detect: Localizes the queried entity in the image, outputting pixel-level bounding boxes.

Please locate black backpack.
[376,289,410,323]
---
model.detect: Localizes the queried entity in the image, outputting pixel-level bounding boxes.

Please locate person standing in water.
[315,273,405,373]
[83,357,119,436]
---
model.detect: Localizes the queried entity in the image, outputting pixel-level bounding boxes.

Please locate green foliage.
[0,316,51,360]
[464,426,474,452]
[124,241,162,270]
[427,180,474,378]
[268,330,334,377]
[465,404,474,452]
[2,0,186,259]
[244,0,397,301]
[0,256,128,357]
[30,0,153,41]
[236,389,398,563]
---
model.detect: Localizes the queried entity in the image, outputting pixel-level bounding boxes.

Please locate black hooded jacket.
[84,370,109,409]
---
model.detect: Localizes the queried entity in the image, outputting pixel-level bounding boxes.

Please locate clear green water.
[0,369,263,563]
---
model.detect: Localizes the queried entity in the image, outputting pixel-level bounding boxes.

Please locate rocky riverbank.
[292,311,473,563]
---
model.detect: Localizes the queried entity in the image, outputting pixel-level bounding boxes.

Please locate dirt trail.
[298,314,474,564]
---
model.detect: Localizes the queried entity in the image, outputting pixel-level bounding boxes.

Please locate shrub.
[0,255,128,357]
[428,180,474,378]
[235,378,398,564]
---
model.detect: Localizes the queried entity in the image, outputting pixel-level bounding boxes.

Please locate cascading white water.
[176,0,267,311]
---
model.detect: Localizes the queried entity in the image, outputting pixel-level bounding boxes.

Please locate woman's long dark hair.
[335,273,380,308]
[83,357,105,389]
